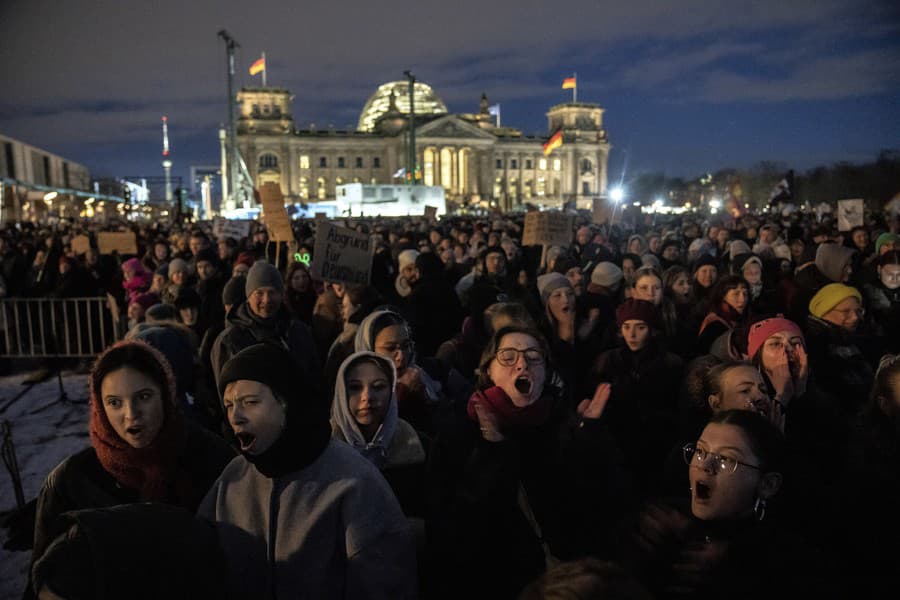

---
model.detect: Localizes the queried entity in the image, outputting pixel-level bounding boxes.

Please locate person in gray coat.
[199,343,417,599]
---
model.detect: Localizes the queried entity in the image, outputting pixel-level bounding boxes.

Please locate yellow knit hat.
[809,283,862,318]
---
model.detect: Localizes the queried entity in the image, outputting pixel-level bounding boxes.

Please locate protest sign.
[71,235,91,255]
[97,231,137,255]
[258,182,294,242]
[213,217,251,241]
[522,211,574,247]
[315,212,327,221]
[423,205,438,223]
[837,199,864,231]
[309,222,373,285]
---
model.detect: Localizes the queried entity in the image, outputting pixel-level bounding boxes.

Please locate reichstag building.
[235,81,611,211]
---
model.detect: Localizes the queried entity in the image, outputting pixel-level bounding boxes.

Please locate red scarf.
[89,342,189,502]
[466,385,555,429]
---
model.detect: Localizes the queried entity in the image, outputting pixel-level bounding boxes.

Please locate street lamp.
[610,186,624,203]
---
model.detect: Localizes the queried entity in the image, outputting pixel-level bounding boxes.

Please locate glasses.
[682,443,761,474]
[495,347,545,366]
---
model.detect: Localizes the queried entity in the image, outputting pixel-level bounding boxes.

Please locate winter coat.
[863,281,900,353]
[198,440,417,600]
[407,274,464,359]
[621,500,834,600]
[804,316,874,416]
[426,397,634,599]
[31,503,226,600]
[31,423,234,565]
[210,302,320,391]
[589,341,684,496]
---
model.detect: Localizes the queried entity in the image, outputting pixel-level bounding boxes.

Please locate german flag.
[543,130,563,156]
[249,57,265,76]
[562,76,576,90]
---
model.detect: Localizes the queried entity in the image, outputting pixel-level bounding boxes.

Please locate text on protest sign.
[309,222,373,285]
[97,231,137,255]
[213,217,252,241]
[522,211,574,247]
[258,182,294,242]
[837,199,864,232]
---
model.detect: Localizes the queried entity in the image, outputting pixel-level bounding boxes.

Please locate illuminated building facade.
[236,81,610,211]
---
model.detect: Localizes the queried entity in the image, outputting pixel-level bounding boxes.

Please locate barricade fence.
[0,297,124,358]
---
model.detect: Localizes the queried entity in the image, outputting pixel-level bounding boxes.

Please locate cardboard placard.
[423,205,438,223]
[309,222,373,285]
[97,231,137,255]
[213,217,251,241]
[521,211,574,247]
[258,182,294,242]
[71,235,91,255]
[837,199,864,232]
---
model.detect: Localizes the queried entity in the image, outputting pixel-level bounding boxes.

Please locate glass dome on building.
[357,81,448,132]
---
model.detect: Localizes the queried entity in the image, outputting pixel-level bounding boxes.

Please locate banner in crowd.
[97,231,137,255]
[522,211,574,247]
[212,217,252,241]
[309,222,373,285]
[837,198,864,231]
[258,182,294,242]
[71,235,91,255]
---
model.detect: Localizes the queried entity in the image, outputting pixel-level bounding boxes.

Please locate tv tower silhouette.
[161,116,173,202]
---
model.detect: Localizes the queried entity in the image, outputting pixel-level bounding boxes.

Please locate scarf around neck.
[466,385,555,430]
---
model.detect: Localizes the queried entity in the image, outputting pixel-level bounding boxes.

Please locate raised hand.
[473,400,504,442]
[577,383,611,420]
[766,350,794,407]
[792,344,809,397]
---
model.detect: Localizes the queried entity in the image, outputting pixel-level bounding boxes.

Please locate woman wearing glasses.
[427,325,633,599]
[625,409,830,598]
[355,309,448,433]
[805,283,875,415]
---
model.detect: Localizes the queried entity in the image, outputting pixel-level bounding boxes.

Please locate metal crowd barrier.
[0,297,124,358]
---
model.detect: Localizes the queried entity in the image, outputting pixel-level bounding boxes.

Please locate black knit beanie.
[218,343,330,478]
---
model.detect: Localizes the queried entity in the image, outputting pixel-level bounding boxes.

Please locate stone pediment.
[417,115,496,140]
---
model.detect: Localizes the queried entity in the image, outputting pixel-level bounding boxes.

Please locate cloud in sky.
[0,0,896,179]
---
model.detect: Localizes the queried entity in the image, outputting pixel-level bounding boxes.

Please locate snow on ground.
[0,370,91,599]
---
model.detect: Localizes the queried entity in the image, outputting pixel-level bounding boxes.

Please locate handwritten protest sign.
[213,217,251,241]
[837,199,864,231]
[71,235,91,255]
[97,231,137,255]
[309,222,373,285]
[522,211,574,247]
[258,182,294,242]
[423,205,438,223]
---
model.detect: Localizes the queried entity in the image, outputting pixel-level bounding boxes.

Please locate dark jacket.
[407,263,463,358]
[621,500,834,600]
[210,301,320,391]
[31,504,227,600]
[804,316,874,416]
[590,340,684,496]
[427,397,634,599]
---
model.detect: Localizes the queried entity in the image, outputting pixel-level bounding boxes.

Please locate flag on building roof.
[562,76,576,90]
[487,104,500,117]
[249,56,266,76]
[543,130,563,156]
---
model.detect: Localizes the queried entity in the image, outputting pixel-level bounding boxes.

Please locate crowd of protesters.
[2,203,900,599]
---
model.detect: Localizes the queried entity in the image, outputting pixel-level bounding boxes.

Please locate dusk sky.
[1,0,898,187]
